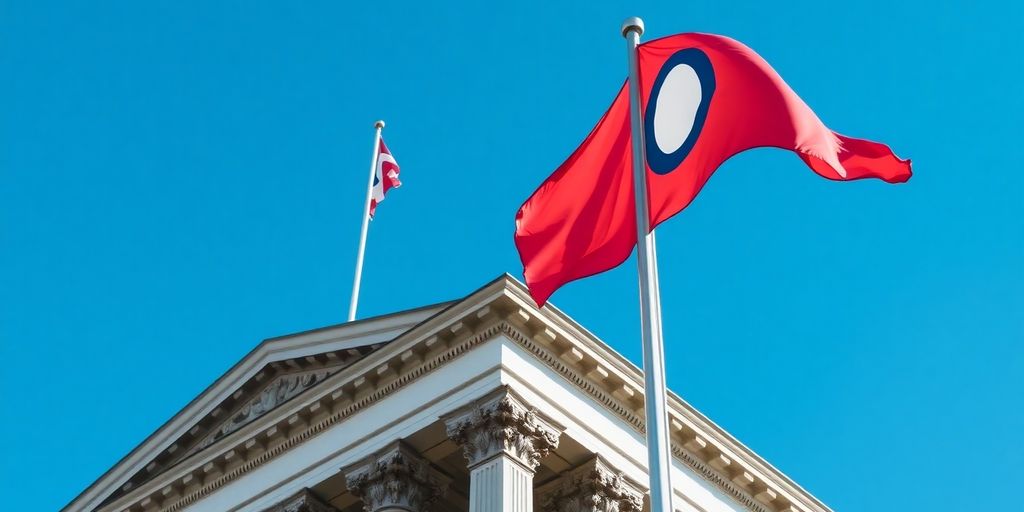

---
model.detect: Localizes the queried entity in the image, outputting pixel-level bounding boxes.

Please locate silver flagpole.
[348,119,384,322]
[622,17,675,512]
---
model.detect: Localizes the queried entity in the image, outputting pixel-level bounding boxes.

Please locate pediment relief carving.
[187,367,333,457]
[103,346,381,508]
[169,347,379,464]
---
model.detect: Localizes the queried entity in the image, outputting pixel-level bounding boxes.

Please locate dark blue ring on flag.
[644,48,716,175]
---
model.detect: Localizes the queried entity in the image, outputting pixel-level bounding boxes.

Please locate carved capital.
[537,456,645,512]
[343,441,450,512]
[263,488,337,512]
[443,386,563,470]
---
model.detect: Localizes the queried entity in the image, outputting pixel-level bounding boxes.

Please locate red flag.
[515,33,911,306]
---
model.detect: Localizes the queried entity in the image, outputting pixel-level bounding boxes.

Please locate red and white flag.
[370,138,401,218]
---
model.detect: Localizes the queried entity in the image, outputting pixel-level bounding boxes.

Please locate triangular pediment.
[71,300,451,512]
[106,346,378,505]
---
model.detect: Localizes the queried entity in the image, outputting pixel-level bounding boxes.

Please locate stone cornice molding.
[537,456,645,512]
[89,276,830,512]
[262,488,337,512]
[342,441,450,512]
[442,385,563,470]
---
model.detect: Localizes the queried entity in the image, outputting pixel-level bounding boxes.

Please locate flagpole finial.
[375,120,385,129]
[621,17,644,37]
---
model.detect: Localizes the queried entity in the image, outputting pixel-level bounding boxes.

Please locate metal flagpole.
[622,17,675,512]
[348,119,384,322]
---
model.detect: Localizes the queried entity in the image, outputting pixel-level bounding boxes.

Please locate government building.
[65,275,830,512]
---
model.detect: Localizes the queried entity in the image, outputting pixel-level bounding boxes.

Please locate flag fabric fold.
[515,32,911,306]
[370,138,401,218]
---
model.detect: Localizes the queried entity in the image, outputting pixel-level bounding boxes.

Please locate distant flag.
[349,121,404,322]
[370,138,402,218]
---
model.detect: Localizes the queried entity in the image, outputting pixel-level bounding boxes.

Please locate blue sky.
[1,1,1021,510]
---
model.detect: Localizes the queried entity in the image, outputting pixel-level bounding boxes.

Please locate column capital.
[263,488,338,512]
[537,456,646,512]
[342,441,450,512]
[443,386,563,470]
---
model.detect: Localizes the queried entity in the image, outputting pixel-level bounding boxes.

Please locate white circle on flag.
[652,63,703,155]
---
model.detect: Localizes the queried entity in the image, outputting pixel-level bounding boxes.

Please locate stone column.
[537,456,645,512]
[342,441,450,512]
[443,386,563,512]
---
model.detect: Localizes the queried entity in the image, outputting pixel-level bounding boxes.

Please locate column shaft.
[469,456,535,512]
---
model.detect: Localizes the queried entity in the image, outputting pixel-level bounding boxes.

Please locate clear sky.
[2,1,1021,510]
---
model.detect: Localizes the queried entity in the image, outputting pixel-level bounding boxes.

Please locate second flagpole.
[348,119,384,322]
[622,17,676,512]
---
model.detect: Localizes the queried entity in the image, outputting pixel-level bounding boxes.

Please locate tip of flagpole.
[374,120,385,129]
[621,17,644,37]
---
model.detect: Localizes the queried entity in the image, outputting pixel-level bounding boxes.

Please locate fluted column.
[537,456,645,512]
[342,441,450,512]
[443,386,563,512]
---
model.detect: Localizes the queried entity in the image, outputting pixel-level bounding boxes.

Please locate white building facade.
[65,275,831,512]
